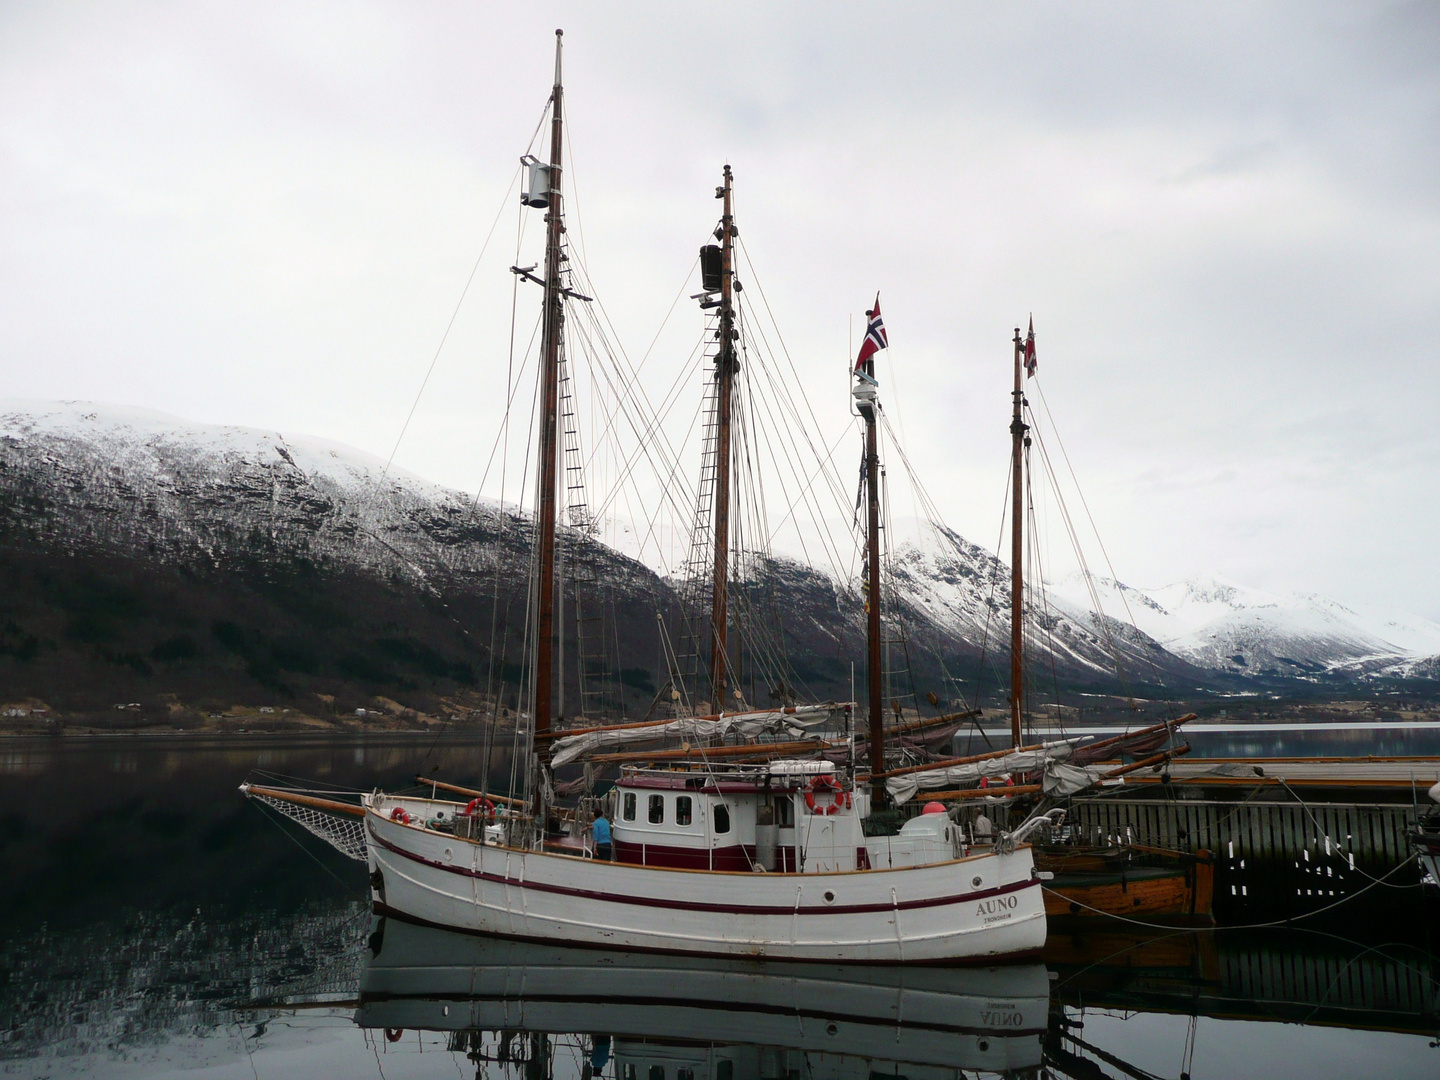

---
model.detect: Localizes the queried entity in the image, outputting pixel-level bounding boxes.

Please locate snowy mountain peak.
[1049,570,1440,679]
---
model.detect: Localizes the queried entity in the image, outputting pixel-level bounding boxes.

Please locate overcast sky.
[3,2,1438,618]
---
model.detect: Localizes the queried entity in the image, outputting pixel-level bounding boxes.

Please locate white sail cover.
[1040,760,1109,797]
[549,705,844,768]
[886,739,1084,804]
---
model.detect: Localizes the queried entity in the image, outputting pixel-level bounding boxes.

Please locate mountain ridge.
[0,400,1434,725]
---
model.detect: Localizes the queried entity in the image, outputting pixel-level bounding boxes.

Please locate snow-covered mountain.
[0,400,1434,711]
[1046,572,1440,681]
[883,525,1203,684]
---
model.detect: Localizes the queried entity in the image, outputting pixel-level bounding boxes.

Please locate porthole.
[823,890,836,904]
[972,875,983,888]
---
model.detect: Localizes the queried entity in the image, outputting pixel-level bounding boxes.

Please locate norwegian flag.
[1023,315,1037,378]
[854,294,888,370]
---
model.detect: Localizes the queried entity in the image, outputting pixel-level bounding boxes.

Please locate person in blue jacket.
[592,815,612,861]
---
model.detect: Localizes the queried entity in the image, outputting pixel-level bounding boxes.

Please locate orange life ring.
[804,774,850,816]
[462,797,496,819]
[389,807,412,824]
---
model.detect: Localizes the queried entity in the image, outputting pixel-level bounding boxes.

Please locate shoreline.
[6,718,1440,742]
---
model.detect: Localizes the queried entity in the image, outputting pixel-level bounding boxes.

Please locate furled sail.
[1039,760,1109,797]
[549,704,847,767]
[886,738,1083,804]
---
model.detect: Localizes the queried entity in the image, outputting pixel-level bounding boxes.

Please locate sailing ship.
[243,31,1052,964]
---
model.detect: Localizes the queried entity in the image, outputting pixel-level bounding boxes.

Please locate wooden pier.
[1057,757,1440,918]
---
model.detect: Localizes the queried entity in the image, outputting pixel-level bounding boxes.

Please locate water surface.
[2,731,1437,1078]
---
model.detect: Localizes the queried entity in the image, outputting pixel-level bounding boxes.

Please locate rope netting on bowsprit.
[250,792,368,863]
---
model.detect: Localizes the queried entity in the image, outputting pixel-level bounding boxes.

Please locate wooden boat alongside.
[1038,844,1215,924]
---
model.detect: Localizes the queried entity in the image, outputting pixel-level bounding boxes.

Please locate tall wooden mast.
[708,166,736,709]
[862,375,886,807]
[1009,326,1026,748]
[852,336,886,808]
[533,30,565,764]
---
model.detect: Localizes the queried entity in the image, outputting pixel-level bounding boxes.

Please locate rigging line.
[637,258,701,372]
[485,204,531,728]
[473,311,545,501]
[737,327,826,575]
[1024,441,1067,734]
[876,409,1010,708]
[737,238,857,513]
[569,298,696,519]
[748,350,852,578]
[739,322,852,578]
[1028,419,1131,690]
[1031,377,1170,707]
[568,306,702,541]
[560,262,700,526]
[1026,409,1140,708]
[564,254,694,486]
[581,312,706,517]
[729,382,804,699]
[877,424,922,714]
[973,450,1017,716]
[561,113,588,276]
[253,798,354,888]
[627,365,710,577]
[745,371,855,582]
[1029,427,1131,697]
[875,342,924,541]
[379,160,524,482]
[743,309,856,520]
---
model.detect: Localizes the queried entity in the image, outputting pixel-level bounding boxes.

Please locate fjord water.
[2,729,1438,1078]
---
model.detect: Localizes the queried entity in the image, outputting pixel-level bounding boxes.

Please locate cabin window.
[649,1067,665,1080]
[775,796,794,828]
[648,794,665,824]
[622,792,636,821]
[716,1063,733,1080]
[713,803,731,834]
[676,795,693,826]
[623,1067,636,1080]
[677,1071,694,1080]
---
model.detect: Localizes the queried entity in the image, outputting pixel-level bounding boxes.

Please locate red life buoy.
[804,774,850,816]
[462,797,496,819]
[389,807,412,825]
[385,1028,404,1043]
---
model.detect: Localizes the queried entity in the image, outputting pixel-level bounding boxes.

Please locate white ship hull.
[364,797,1047,964]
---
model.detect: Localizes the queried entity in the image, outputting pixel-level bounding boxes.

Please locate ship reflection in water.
[5,908,1440,1077]
[340,918,1440,1080]
[357,918,1049,1078]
